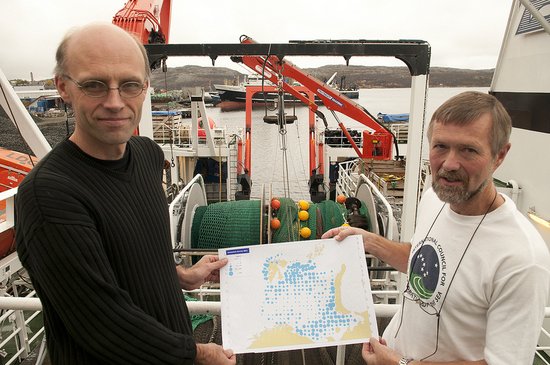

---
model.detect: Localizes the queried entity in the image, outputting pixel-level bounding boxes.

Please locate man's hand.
[195,343,236,365]
[322,226,411,273]
[362,337,401,365]
[177,255,228,290]
[321,226,381,255]
[322,226,366,242]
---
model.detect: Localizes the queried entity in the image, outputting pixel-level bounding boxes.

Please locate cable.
[274,64,295,198]
[261,44,278,112]
[161,59,176,168]
[292,112,310,198]
[63,103,71,136]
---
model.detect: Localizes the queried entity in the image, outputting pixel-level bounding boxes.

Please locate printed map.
[219,235,378,353]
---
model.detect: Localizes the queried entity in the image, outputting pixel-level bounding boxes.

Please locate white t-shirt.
[383,188,550,364]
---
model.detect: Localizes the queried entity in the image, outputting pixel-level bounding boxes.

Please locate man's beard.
[432,169,488,205]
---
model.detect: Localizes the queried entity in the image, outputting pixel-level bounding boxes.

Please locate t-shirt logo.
[408,237,444,302]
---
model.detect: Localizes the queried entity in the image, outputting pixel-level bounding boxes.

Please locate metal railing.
[0,292,548,364]
[0,188,45,364]
[0,188,16,239]
[3,184,550,364]
[167,174,207,249]
[334,159,397,240]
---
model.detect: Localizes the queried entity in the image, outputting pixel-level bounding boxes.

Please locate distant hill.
[150,64,494,91]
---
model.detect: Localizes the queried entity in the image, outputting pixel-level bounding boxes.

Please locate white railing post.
[0,188,17,236]
[13,286,30,359]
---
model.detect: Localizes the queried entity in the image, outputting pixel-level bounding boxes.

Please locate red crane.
[234,36,396,201]
[112,0,172,46]
[111,3,398,200]
[237,35,395,162]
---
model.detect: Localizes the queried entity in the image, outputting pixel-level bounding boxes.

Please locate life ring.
[197,117,217,139]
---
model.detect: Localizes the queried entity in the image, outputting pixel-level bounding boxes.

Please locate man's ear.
[54,75,71,103]
[493,142,511,171]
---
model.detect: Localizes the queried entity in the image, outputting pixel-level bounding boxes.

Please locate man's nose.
[441,149,461,171]
[102,88,125,108]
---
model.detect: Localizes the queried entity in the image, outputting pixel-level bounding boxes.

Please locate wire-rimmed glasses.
[63,75,146,98]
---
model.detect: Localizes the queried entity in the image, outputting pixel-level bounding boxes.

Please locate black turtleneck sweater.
[16,137,196,364]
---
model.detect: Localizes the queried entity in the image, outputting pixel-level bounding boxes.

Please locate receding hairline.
[55,22,151,79]
[70,22,135,43]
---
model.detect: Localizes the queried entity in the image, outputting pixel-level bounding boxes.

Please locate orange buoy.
[336,195,347,204]
[270,218,281,230]
[300,227,311,239]
[298,210,309,221]
[271,198,281,211]
[298,200,310,211]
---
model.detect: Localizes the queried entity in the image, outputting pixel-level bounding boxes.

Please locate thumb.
[223,348,234,359]
[369,337,381,350]
[210,257,228,270]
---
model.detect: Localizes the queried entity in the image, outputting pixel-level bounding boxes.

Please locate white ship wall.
[491,1,550,245]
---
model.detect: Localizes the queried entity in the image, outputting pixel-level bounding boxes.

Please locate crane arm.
[238,35,394,160]
[112,0,172,46]
[234,52,329,128]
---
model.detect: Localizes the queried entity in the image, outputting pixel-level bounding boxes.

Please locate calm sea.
[201,87,488,201]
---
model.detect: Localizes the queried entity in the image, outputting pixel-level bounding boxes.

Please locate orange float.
[271,198,281,211]
[298,200,309,211]
[270,218,281,230]
[300,227,311,239]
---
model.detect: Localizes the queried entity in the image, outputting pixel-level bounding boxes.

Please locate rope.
[277,91,291,198]
[192,200,262,249]
[293,117,310,198]
[272,198,299,243]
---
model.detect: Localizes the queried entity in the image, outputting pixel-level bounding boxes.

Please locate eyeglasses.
[63,75,146,98]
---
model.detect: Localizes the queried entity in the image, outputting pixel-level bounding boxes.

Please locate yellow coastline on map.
[219,235,378,354]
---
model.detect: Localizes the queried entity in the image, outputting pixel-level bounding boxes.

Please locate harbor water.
[200,87,488,201]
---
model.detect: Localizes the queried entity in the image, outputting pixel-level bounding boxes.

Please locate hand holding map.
[219,235,378,354]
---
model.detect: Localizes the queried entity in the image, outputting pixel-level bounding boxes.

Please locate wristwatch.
[398,357,413,365]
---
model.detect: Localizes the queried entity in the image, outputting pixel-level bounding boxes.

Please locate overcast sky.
[2,0,513,80]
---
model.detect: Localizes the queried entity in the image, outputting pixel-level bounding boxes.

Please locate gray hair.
[427,91,511,156]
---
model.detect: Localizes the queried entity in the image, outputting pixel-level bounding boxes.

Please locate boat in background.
[326,72,359,99]
[214,73,277,104]
[203,91,220,105]
[0,148,36,258]
[377,112,409,123]
[215,72,359,111]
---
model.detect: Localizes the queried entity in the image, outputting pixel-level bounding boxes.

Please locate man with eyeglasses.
[15,23,235,365]
[323,92,550,364]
